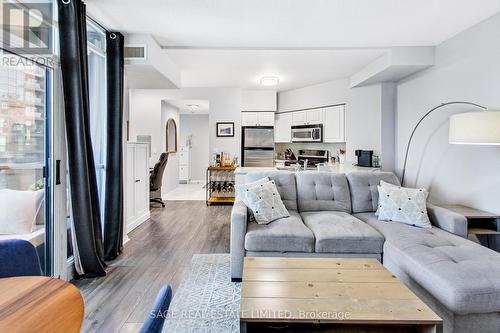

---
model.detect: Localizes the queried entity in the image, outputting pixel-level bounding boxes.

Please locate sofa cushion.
[347,172,400,213]
[246,171,298,211]
[295,172,351,213]
[245,211,314,252]
[355,212,500,315]
[301,211,384,254]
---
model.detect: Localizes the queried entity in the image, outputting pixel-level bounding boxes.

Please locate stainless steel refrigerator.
[241,126,274,167]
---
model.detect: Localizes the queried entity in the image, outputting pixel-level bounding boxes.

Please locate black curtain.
[103,32,125,260]
[57,0,106,278]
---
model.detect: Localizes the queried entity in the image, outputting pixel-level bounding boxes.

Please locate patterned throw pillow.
[235,177,269,200]
[377,184,431,228]
[375,180,401,216]
[235,177,269,222]
[241,180,290,225]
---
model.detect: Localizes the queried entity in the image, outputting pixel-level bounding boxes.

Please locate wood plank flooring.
[73,201,231,333]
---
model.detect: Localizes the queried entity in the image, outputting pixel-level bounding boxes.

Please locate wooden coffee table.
[240,257,442,333]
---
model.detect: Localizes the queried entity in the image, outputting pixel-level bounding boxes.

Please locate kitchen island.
[234,164,379,184]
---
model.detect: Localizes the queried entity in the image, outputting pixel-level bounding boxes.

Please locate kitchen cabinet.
[274,113,292,142]
[125,142,150,233]
[241,112,275,126]
[179,146,191,183]
[323,105,345,142]
[292,109,324,126]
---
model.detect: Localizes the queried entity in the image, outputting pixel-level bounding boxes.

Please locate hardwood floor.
[73,201,231,333]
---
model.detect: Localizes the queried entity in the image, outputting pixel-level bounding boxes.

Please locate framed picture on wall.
[216,122,235,137]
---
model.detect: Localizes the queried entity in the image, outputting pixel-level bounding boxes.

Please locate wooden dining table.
[0,276,84,333]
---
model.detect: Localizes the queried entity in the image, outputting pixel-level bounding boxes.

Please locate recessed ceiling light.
[260,76,280,86]
[187,104,200,109]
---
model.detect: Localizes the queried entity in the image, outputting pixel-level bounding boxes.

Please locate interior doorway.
[161,100,209,201]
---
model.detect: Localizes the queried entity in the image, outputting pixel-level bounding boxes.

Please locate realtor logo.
[2,1,53,54]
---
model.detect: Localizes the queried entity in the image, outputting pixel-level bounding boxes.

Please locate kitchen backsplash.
[275,142,346,159]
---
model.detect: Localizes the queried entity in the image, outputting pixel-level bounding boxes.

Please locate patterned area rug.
[163,254,241,333]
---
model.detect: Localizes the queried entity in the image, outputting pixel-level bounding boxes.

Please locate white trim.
[126,211,150,234]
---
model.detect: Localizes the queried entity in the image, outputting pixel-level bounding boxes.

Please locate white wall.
[396,13,500,213]
[345,85,382,162]
[278,79,350,112]
[179,114,210,180]
[242,90,277,111]
[161,102,180,195]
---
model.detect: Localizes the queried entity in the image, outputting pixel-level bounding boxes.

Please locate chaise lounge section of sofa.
[230,170,500,333]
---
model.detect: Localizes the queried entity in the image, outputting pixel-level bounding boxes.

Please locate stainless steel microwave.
[291,124,323,142]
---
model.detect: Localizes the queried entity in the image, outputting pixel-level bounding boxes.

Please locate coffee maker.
[355,150,374,167]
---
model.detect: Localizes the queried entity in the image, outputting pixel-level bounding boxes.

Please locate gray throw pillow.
[241,180,290,225]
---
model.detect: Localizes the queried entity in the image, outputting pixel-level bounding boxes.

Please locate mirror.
[166,118,178,153]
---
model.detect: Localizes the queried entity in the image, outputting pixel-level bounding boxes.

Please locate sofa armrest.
[427,203,468,238]
[230,200,248,281]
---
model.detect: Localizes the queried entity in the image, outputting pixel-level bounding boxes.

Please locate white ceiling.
[87,0,500,47]
[87,0,500,90]
[166,49,387,91]
[165,100,210,114]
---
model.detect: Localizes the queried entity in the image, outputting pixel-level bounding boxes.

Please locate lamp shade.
[449,111,500,145]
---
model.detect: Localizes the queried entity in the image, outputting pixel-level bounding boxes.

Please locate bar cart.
[206,166,236,205]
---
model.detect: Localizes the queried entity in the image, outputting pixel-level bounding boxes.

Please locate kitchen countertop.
[234,164,380,175]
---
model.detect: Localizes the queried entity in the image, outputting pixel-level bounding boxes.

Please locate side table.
[441,204,500,251]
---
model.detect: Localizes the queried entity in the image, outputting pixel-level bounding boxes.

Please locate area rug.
[163,254,241,333]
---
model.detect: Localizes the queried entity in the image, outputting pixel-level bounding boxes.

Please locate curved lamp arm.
[400,101,488,186]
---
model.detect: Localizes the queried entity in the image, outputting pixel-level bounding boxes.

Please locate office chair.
[0,239,42,278]
[139,284,173,333]
[150,152,169,207]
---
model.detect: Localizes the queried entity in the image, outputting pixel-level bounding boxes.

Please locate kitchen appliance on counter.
[291,124,323,142]
[242,126,274,167]
[298,149,329,168]
[355,150,380,167]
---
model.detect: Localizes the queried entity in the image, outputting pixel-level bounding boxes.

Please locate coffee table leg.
[240,321,247,333]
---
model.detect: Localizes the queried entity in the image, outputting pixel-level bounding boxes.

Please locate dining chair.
[0,239,42,278]
[139,284,173,333]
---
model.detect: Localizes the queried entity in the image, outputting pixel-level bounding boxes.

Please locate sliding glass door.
[0,51,52,274]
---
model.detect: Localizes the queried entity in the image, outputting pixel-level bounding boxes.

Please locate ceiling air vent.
[124,45,146,60]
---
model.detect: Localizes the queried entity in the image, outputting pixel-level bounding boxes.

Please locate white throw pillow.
[235,177,270,222]
[235,177,269,200]
[375,180,401,216]
[377,185,431,228]
[0,189,44,234]
[241,180,290,225]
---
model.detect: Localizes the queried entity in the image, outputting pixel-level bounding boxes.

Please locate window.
[87,20,107,218]
[0,51,50,273]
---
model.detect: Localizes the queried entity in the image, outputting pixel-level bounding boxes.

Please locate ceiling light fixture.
[260,76,280,86]
[187,104,200,109]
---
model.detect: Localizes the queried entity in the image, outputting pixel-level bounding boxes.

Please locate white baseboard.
[126,211,150,234]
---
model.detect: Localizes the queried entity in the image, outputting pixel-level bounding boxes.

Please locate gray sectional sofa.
[230,171,500,333]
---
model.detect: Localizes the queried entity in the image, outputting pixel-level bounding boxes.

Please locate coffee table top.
[240,257,442,325]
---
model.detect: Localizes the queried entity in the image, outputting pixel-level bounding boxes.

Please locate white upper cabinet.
[242,112,275,126]
[275,113,292,143]
[242,90,277,111]
[291,109,324,126]
[291,111,307,125]
[306,109,324,124]
[323,105,345,142]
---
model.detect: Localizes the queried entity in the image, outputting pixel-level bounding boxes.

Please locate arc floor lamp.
[401,101,500,186]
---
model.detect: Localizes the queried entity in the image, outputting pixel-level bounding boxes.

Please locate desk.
[0,276,84,333]
[441,204,500,251]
